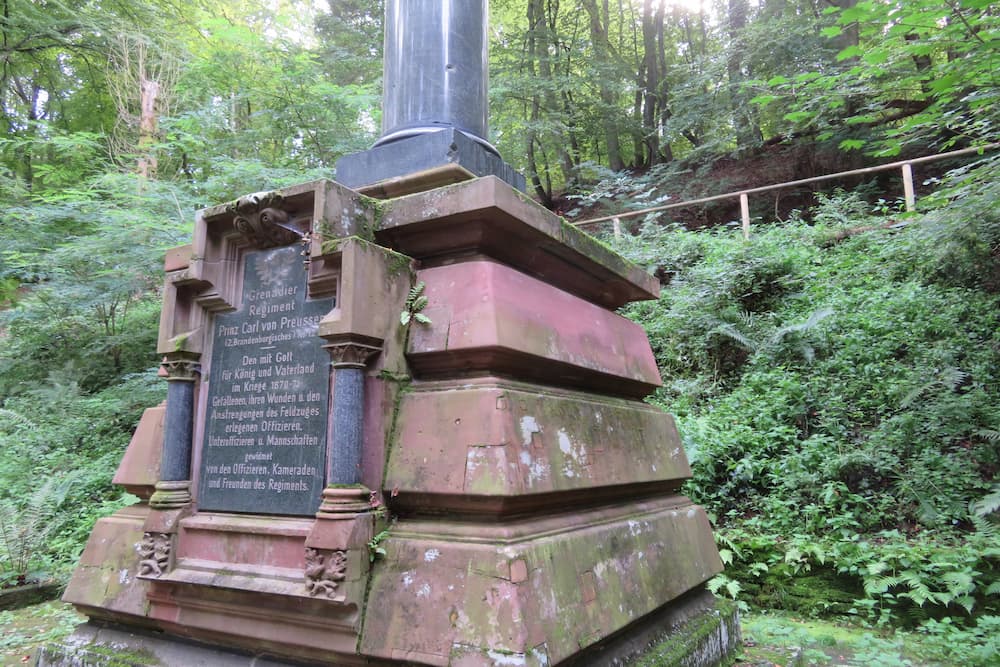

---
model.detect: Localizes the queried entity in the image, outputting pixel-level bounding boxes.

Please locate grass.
[736,612,960,667]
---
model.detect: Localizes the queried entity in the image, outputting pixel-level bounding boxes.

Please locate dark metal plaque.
[198,245,334,515]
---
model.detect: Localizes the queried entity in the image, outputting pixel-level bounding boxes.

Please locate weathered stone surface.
[407,261,661,397]
[567,590,741,666]
[113,404,165,500]
[37,621,352,667]
[359,496,723,665]
[198,246,334,516]
[386,378,690,515]
[316,238,413,350]
[135,514,366,660]
[375,176,658,309]
[62,505,152,621]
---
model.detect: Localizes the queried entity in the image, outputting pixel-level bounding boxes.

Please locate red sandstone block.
[163,245,192,272]
[408,261,661,397]
[386,379,691,513]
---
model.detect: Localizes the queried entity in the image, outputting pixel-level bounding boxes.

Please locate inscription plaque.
[198,245,334,515]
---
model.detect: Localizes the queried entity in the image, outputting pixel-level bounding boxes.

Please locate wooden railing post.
[902,162,915,212]
[740,193,750,240]
[571,143,998,232]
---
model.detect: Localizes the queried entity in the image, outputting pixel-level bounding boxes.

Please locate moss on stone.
[48,641,163,667]
[635,599,739,667]
[357,195,390,238]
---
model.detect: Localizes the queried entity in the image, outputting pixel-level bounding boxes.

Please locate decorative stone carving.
[304,547,347,598]
[227,192,301,249]
[137,532,171,577]
[324,341,382,369]
[160,356,200,382]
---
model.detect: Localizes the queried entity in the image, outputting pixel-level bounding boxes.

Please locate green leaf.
[836,46,863,61]
[839,139,866,151]
[820,26,843,38]
[862,49,890,65]
[766,76,789,86]
[783,111,814,123]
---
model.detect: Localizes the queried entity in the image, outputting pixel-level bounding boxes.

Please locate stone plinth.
[56,176,735,666]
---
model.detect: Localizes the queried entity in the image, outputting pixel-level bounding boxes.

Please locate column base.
[334,128,525,197]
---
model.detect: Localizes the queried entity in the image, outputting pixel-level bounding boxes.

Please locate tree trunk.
[641,0,667,166]
[137,76,159,180]
[727,0,762,150]
[580,0,625,171]
[526,0,553,206]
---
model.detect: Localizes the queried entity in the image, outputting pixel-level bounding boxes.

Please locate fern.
[971,483,1000,518]
[0,476,75,581]
[0,408,37,430]
[900,367,970,409]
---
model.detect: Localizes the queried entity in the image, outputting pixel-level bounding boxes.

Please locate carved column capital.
[324,341,382,369]
[161,354,201,382]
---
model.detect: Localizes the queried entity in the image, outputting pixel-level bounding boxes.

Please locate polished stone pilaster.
[325,342,381,485]
[149,354,199,509]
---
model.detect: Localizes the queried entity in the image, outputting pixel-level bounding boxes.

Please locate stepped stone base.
[50,175,738,666]
[38,590,739,667]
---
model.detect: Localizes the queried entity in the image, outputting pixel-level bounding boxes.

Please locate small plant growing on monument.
[367,528,391,563]
[400,281,431,327]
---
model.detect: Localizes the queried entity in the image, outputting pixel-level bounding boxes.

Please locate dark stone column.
[150,354,199,509]
[334,0,524,192]
[325,342,381,485]
[377,0,492,151]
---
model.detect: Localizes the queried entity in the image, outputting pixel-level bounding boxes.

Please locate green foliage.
[0,477,76,586]
[607,167,1000,656]
[750,0,1000,156]
[399,281,430,327]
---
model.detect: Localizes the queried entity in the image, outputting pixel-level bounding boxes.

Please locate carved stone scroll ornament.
[137,532,172,577]
[304,547,347,598]
[227,191,302,249]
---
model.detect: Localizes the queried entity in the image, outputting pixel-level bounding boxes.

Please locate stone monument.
[44,1,739,665]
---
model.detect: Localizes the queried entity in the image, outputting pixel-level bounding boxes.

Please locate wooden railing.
[572,143,1000,240]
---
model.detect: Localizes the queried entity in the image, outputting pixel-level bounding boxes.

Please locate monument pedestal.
[52,176,738,666]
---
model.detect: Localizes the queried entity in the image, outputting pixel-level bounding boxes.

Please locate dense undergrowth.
[609,157,1000,665]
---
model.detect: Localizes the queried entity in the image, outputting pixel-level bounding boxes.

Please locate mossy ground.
[0,601,83,666]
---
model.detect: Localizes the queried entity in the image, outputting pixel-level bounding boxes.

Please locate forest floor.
[0,600,954,666]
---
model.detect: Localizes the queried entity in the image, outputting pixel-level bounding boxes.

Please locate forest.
[0,0,997,664]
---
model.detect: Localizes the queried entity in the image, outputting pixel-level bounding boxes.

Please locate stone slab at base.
[36,622,318,667]
[38,590,739,667]
[568,590,741,667]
